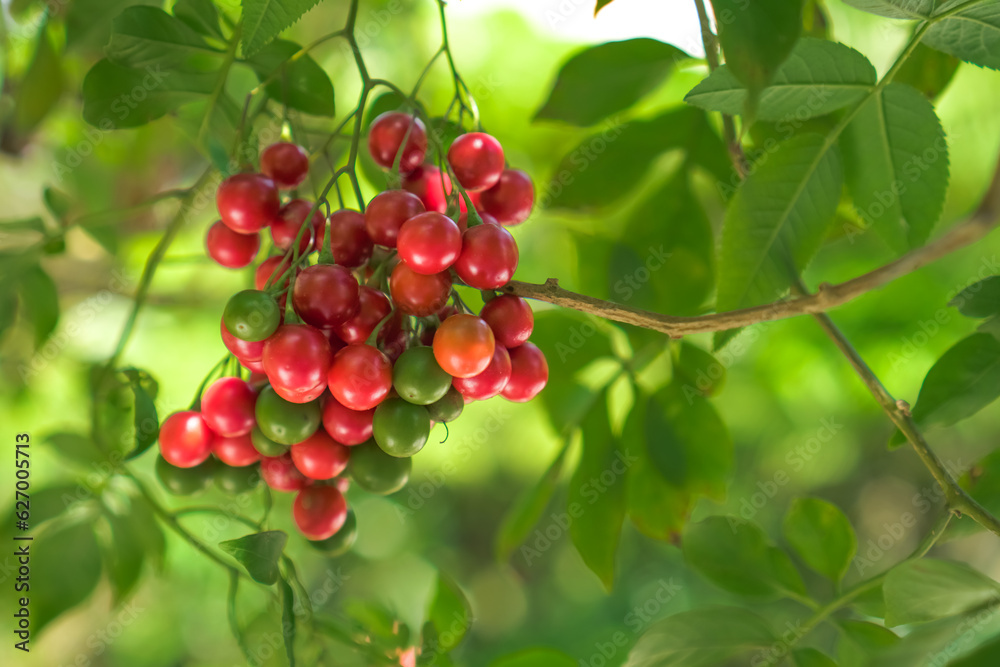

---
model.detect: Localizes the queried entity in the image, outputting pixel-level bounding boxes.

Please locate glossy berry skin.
[397,212,462,275]
[156,455,215,495]
[308,509,357,555]
[453,223,519,290]
[271,199,323,253]
[452,343,512,401]
[448,133,505,192]
[159,411,214,468]
[478,168,534,225]
[372,399,430,457]
[480,295,533,349]
[326,209,373,267]
[433,314,496,378]
[251,426,290,457]
[260,142,309,189]
[292,264,360,328]
[213,433,262,467]
[221,318,266,365]
[364,190,425,247]
[206,221,261,268]
[368,112,427,173]
[223,289,281,341]
[261,452,312,492]
[201,377,257,437]
[402,164,451,214]
[427,387,464,423]
[333,286,397,345]
[392,346,452,405]
[348,442,411,495]
[327,345,393,411]
[255,386,322,445]
[293,485,347,540]
[502,342,548,402]
[217,173,280,233]
[263,324,332,400]
[389,262,451,317]
[291,430,350,480]
[322,396,374,446]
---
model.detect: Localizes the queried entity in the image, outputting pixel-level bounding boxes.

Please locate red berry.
[389,262,452,316]
[480,295,533,348]
[402,164,451,214]
[159,411,214,468]
[221,318,266,364]
[327,344,393,411]
[293,486,347,540]
[217,173,280,233]
[291,430,350,480]
[397,212,462,275]
[502,342,548,402]
[453,223,519,289]
[333,286,399,345]
[261,453,312,492]
[368,112,427,173]
[325,209,373,267]
[479,168,534,225]
[206,221,261,268]
[213,433,261,467]
[364,190,425,247]
[263,324,332,401]
[453,343,511,401]
[202,377,258,437]
[271,199,323,254]
[448,133,505,192]
[322,395,375,446]
[292,264,360,328]
[260,142,309,189]
[255,255,298,310]
[433,314,495,378]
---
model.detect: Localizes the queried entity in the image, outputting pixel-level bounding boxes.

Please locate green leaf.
[709,0,803,121]
[683,515,806,599]
[496,440,571,561]
[951,275,1000,318]
[685,38,876,122]
[884,559,1000,627]
[841,0,934,19]
[545,106,729,211]
[174,0,224,39]
[82,58,215,129]
[894,43,961,99]
[106,512,146,603]
[535,39,688,126]
[715,133,842,346]
[889,333,1000,447]
[490,648,577,667]
[837,619,900,666]
[43,187,72,223]
[794,648,839,667]
[241,0,323,58]
[530,309,615,382]
[11,24,64,136]
[66,0,158,53]
[783,497,857,581]
[624,606,776,667]
[219,530,288,585]
[280,578,297,667]
[246,39,336,116]
[44,432,107,468]
[123,368,159,459]
[129,496,167,569]
[874,613,1000,665]
[924,2,1000,71]
[950,635,1000,666]
[19,264,59,346]
[33,522,102,634]
[568,394,626,590]
[423,573,472,657]
[841,83,949,252]
[674,342,726,397]
[106,7,223,73]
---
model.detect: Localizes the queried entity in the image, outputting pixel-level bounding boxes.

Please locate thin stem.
[174,506,260,530]
[198,21,243,147]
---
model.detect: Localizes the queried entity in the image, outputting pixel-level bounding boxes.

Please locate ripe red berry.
[480,295,533,348]
[325,209,373,267]
[293,486,347,540]
[217,173,280,233]
[291,430,350,480]
[292,264,361,328]
[333,286,399,345]
[397,212,462,275]
[402,164,451,214]
[201,377,258,437]
[221,318,266,364]
[502,342,548,402]
[433,314,496,378]
[260,142,309,189]
[453,223,519,289]
[206,221,261,268]
[453,343,511,401]
[322,395,375,446]
[271,199,323,254]
[261,452,312,492]
[448,133,505,192]
[327,344,393,411]
[263,324,332,401]
[368,111,427,173]
[213,433,261,467]
[255,255,295,291]
[159,411,214,468]
[365,190,425,247]
[389,262,452,316]
[478,168,534,225]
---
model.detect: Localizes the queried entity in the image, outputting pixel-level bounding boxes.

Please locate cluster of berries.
[154,113,548,550]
